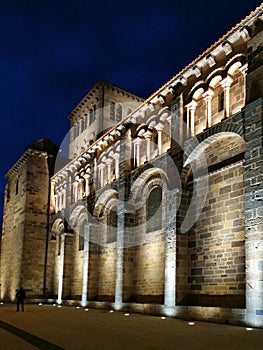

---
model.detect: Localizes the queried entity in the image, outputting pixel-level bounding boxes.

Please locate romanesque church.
[1,4,263,327]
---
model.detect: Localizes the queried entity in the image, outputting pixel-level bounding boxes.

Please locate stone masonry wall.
[188,162,245,308]
[22,153,50,297]
[0,164,27,301]
[181,134,247,308]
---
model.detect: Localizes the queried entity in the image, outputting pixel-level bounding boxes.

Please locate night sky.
[0,0,262,224]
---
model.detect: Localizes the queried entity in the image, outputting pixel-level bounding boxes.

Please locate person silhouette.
[16,287,26,312]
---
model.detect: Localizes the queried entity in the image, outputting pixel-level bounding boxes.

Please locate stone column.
[83,173,90,196]
[186,101,197,137]
[114,130,131,309]
[105,159,113,184]
[50,180,56,211]
[115,202,125,308]
[62,185,67,209]
[57,233,65,305]
[244,100,263,327]
[164,189,178,314]
[171,93,184,146]
[78,178,84,199]
[240,64,248,107]
[54,194,58,213]
[99,164,105,188]
[73,180,79,203]
[220,77,233,118]
[81,222,90,307]
[134,139,141,167]
[115,155,119,179]
[57,189,62,211]
[144,130,152,161]
[156,126,163,155]
[203,90,214,128]
[66,175,72,207]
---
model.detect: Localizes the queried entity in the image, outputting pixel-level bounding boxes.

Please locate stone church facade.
[1,4,263,327]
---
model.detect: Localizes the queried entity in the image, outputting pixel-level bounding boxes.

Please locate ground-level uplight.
[57,305,62,308]
[161,317,166,320]
[124,313,130,316]
[38,303,42,306]
[188,322,195,326]
[246,327,253,331]
[85,308,89,311]
[0,302,4,305]
[109,310,114,313]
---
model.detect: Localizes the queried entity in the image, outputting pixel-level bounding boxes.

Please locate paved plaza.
[0,304,263,349]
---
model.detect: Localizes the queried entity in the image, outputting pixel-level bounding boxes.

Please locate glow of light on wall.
[163,306,176,317]
[114,302,123,311]
[57,235,65,306]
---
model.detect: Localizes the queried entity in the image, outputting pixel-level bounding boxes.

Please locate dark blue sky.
[0,0,262,223]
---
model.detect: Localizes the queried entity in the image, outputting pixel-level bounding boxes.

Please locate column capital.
[220,76,233,89]
[105,158,113,165]
[239,63,248,77]
[155,123,164,132]
[185,100,197,110]
[133,137,142,145]
[144,130,152,139]
[202,89,214,101]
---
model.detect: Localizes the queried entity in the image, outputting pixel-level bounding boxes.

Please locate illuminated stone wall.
[1,5,262,328]
[0,139,57,300]
[0,162,27,301]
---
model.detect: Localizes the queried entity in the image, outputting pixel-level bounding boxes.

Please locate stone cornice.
[146,3,263,103]
[52,3,262,185]
[6,148,48,179]
[68,80,144,121]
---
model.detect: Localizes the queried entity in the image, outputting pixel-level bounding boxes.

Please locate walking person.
[16,287,26,312]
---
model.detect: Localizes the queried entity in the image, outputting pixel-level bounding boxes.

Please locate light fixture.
[188,322,195,326]
[85,308,89,311]
[57,305,62,308]
[38,303,42,306]
[246,327,253,331]
[161,317,166,320]
[124,313,130,316]
[110,310,114,313]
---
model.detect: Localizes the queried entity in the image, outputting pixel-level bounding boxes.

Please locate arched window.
[79,221,86,251]
[84,114,88,128]
[15,178,19,195]
[58,233,62,255]
[218,91,224,112]
[107,206,117,243]
[74,124,79,139]
[89,109,94,125]
[110,102,116,121]
[116,104,122,121]
[146,186,162,232]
